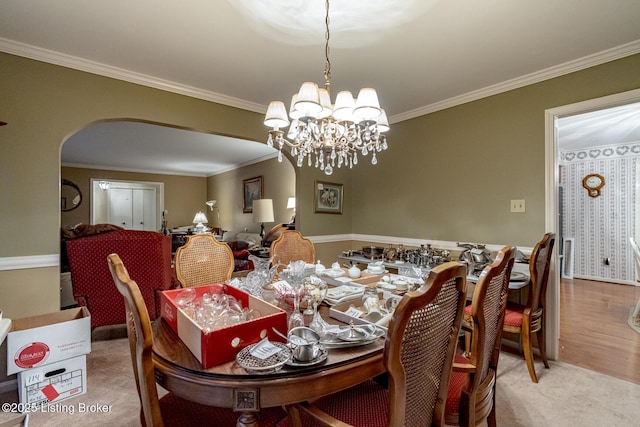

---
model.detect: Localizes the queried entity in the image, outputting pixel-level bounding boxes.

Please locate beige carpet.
[1,336,639,426]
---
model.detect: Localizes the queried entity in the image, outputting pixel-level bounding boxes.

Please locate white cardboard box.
[17,355,87,405]
[7,307,91,375]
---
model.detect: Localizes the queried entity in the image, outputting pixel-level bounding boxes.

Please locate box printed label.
[14,342,50,369]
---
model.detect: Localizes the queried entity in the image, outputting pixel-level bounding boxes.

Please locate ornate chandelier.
[263,0,389,176]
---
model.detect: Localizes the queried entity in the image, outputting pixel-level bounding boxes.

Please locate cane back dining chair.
[281,261,468,427]
[108,253,287,427]
[446,246,516,427]
[269,231,316,271]
[174,234,234,288]
[503,233,555,383]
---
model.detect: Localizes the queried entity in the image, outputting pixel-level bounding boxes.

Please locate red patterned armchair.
[65,229,173,329]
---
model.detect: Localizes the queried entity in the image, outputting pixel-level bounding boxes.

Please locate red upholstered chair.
[227,240,254,272]
[503,233,555,383]
[66,229,173,329]
[108,254,286,427]
[281,261,468,427]
[447,246,516,427]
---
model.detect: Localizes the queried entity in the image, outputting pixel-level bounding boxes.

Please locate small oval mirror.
[61,179,82,212]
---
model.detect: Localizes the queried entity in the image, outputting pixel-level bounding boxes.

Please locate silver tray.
[235,342,292,373]
[320,325,385,348]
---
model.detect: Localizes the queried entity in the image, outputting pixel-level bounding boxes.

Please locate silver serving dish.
[235,341,292,373]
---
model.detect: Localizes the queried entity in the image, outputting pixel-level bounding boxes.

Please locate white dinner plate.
[321,268,345,278]
[377,281,396,290]
[510,272,528,282]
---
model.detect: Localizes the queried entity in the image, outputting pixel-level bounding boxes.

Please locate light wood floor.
[559,277,640,384]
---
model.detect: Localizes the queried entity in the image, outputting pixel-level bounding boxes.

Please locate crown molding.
[388,39,640,124]
[0,38,266,114]
[2,37,639,124]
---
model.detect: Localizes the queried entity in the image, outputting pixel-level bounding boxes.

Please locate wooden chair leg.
[521,326,538,383]
[537,323,550,369]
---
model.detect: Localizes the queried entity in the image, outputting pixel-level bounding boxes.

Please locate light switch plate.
[510,199,525,212]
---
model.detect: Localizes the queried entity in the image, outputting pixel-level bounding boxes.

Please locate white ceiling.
[2,0,640,175]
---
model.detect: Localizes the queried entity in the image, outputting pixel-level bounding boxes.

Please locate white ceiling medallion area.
[229,0,439,47]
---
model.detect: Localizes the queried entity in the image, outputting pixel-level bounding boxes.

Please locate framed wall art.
[243,176,263,213]
[314,180,343,214]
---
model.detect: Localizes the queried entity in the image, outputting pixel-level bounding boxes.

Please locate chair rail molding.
[0,254,59,271]
[307,234,533,255]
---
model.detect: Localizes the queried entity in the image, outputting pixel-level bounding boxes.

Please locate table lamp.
[287,197,296,224]
[193,211,208,234]
[253,199,274,242]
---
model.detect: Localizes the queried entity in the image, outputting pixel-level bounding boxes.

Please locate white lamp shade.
[294,82,322,117]
[253,199,274,223]
[264,101,290,129]
[287,197,296,210]
[289,94,302,120]
[332,91,356,122]
[377,109,390,132]
[353,88,381,121]
[193,211,208,224]
[317,88,332,119]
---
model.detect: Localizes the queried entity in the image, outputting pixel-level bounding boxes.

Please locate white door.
[132,188,156,230]
[109,188,134,228]
[109,188,157,231]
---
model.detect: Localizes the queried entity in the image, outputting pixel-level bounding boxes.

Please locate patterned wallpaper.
[560,142,639,283]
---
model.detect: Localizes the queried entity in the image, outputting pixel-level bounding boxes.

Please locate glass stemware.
[306,276,329,335]
[287,283,305,331]
[286,260,307,331]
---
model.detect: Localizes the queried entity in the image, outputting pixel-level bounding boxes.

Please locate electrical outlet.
[510,199,525,212]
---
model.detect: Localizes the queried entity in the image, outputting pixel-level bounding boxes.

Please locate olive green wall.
[1,52,639,320]
[352,54,640,248]
[207,157,296,235]
[61,166,207,229]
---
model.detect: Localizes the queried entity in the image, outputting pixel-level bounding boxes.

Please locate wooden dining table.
[152,306,386,427]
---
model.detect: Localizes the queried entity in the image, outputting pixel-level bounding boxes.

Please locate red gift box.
[160,284,287,368]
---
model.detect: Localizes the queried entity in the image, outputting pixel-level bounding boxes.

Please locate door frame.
[90,178,165,230]
[544,88,640,359]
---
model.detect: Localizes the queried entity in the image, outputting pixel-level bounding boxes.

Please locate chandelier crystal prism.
[263,0,389,176]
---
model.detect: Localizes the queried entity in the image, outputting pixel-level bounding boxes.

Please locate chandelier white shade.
[264,0,389,176]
